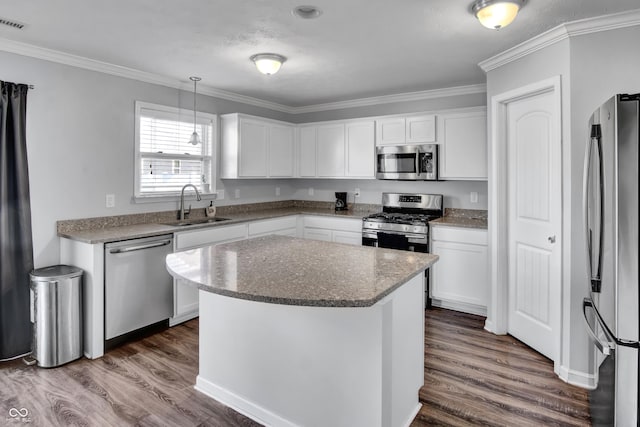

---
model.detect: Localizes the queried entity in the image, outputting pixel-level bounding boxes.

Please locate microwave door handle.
[582,298,615,355]
[582,124,604,293]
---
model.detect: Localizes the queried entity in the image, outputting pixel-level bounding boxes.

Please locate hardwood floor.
[0,309,590,426]
[412,308,591,427]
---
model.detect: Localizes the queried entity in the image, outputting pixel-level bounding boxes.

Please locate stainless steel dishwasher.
[105,234,174,340]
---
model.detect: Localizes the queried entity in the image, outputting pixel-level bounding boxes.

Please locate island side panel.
[383,273,425,427]
[196,291,384,427]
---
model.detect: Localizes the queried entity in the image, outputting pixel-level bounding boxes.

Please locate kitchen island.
[166,235,438,427]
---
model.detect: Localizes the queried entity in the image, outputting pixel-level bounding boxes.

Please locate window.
[134,101,217,198]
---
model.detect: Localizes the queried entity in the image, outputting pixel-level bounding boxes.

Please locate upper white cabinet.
[297,120,375,179]
[221,113,295,179]
[437,108,487,180]
[345,121,375,178]
[316,123,346,177]
[375,114,436,146]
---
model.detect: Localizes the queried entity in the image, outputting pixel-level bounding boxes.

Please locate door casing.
[487,75,563,373]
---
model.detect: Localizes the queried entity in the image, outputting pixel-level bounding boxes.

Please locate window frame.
[134,101,218,200]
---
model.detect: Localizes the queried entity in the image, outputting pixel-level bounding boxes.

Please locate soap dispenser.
[205,201,216,218]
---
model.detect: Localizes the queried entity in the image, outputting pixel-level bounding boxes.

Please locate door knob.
[548,235,556,243]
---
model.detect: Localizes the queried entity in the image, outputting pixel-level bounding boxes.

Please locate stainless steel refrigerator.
[583,93,640,426]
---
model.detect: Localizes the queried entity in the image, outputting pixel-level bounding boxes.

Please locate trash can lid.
[30,265,83,280]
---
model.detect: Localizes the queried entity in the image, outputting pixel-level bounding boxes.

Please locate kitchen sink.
[161,217,231,227]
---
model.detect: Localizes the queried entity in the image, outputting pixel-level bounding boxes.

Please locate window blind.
[135,102,216,196]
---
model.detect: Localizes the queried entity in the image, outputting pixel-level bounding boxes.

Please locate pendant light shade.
[189,76,201,145]
[250,53,287,75]
[472,0,524,30]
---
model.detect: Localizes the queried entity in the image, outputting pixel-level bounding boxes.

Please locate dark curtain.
[0,81,33,360]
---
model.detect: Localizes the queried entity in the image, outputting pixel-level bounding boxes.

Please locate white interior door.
[506,89,561,360]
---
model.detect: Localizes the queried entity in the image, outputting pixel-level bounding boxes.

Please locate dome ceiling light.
[471,0,525,30]
[250,53,287,75]
[292,5,323,19]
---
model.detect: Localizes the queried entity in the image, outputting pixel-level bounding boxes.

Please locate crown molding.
[479,8,640,72]
[0,37,295,113]
[290,84,487,114]
[0,37,485,114]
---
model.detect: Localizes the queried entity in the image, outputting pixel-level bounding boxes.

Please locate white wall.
[1,50,487,268]
[293,179,487,209]
[485,23,640,380]
[1,51,297,267]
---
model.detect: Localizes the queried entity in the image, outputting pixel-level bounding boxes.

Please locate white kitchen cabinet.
[297,126,317,177]
[269,124,295,177]
[302,216,362,245]
[221,113,295,179]
[375,114,436,146]
[345,121,375,178]
[171,223,248,325]
[430,225,488,316]
[296,120,375,179]
[316,123,346,177]
[248,216,298,238]
[437,109,487,180]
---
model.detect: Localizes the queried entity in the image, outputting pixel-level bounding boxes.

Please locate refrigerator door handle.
[582,298,615,355]
[583,298,640,350]
[582,124,604,293]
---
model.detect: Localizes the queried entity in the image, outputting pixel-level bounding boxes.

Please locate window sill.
[132,191,220,204]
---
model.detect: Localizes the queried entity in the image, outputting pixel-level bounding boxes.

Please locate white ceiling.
[1,0,639,108]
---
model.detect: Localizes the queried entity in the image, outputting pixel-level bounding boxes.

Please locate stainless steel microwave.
[376,144,438,180]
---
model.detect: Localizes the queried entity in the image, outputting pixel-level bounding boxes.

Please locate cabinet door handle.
[109,240,172,254]
[548,235,556,243]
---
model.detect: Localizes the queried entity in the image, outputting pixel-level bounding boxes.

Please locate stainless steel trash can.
[29,265,83,368]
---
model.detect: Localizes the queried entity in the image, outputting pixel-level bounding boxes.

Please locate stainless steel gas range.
[362,192,443,307]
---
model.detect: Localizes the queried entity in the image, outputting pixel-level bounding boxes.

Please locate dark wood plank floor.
[0,309,591,426]
[412,308,591,427]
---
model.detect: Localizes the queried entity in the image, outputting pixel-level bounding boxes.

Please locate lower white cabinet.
[171,224,248,325]
[430,225,488,316]
[248,216,298,238]
[302,216,362,246]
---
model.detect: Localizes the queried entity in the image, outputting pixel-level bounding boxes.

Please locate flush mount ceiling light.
[188,76,201,145]
[292,5,323,19]
[250,53,287,75]
[471,0,524,30]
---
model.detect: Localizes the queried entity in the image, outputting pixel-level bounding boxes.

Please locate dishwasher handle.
[109,239,172,254]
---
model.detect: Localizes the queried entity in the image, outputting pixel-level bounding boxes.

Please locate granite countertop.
[429,208,488,229]
[166,235,438,308]
[58,206,379,244]
[429,216,487,229]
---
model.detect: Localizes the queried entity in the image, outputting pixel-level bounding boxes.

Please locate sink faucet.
[179,184,202,220]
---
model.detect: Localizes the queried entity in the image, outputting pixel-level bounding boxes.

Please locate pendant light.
[472,0,524,30]
[250,53,287,75]
[189,76,202,145]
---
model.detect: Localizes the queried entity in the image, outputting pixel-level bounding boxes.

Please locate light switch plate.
[276,187,281,196]
[234,189,240,199]
[105,194,115,208]
[216,189,225,200]
[308,187,314,196]
[354,188,361,198]
[470,192,478,203]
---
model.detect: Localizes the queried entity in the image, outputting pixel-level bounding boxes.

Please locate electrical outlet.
[217,189,225,200]
[470,192,478,203]
[308,187,314,196]
[234,189,240,199]
[105,194,115,208]
[354,188,361,198]
[275,187,281,196]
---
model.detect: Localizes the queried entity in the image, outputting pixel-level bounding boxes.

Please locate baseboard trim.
[168,310,198,327]
[431,299,487,317]
[402,403,422,427]
[557,365,597,390]
[195,376,297,427]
